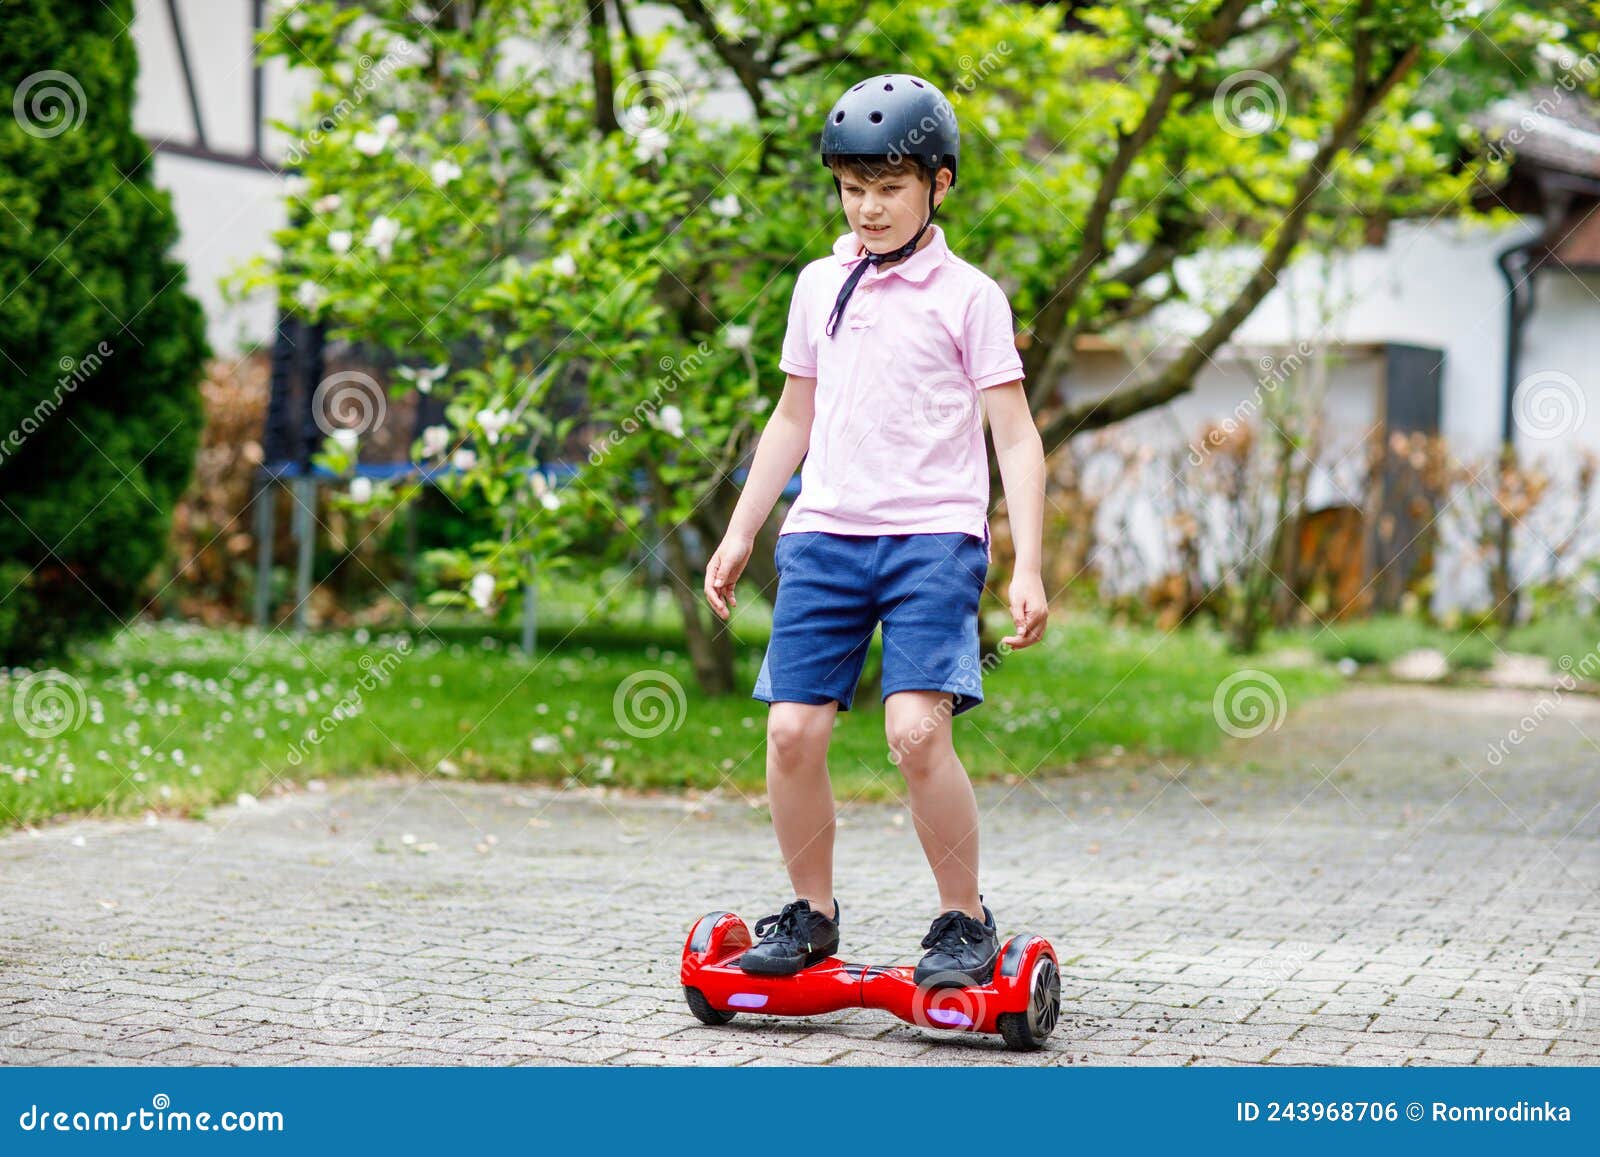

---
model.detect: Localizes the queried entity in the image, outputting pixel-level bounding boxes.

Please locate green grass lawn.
[0,607,1343,830]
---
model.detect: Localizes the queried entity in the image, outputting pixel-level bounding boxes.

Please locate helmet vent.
[868,111,883,123]
[911,79,925,87]
[883,82,894,90]
[833,111,845,123]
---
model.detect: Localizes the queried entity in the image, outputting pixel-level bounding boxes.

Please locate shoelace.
[920,909,990,953]
[752,900,815,948]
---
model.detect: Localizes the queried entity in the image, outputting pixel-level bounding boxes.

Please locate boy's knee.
[766,704,834,764]
[885,701,953,772]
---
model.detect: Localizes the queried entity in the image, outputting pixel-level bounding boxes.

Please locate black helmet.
[819,74,959,187]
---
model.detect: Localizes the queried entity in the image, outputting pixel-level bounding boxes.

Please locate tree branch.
[1020,0,1256,404]
[1034,18,1423,451]
[587,0,620,135]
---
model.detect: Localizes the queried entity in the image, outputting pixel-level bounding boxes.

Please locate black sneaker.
[914,898,999,988]
[737,898,840,975]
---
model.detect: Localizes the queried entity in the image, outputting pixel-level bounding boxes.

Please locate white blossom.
[365,216,400,258]
[469,572,496,611]
[350,476,373,502]
[723,324,753,352]
[397,362,448,394]
[328,229,353,254]
[421,424,449,458]
[656,404,684,438]
[376,113,401,138]
[550,252,577,278]
[710,193,740,219]
[331,428,359,452]
[353,130,387,157]
[540,491,560,511]
[294,280,325,312]
[477,408,512,445]
[430,158,462,187]
[314,193,342,214]
[283,175,311,199]
[452,448,477,471]
[633,126,669,164]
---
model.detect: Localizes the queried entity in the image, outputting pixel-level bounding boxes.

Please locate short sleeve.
[778,263,819,378]
[961,278,1025,389]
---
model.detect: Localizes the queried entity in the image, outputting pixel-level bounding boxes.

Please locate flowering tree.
[240,0,1582,692]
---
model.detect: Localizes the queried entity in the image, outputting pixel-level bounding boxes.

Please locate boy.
[703,74,1048,989]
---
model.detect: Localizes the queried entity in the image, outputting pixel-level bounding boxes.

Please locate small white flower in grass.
[540,490,560,511]
[376,113,401,138]
[328,229,353,255]
[314,193,342,214]
[353,130,386,157]
[710,193,740,219]
[723,324,753,352]
[477,407,512,445]
[550,252,577,278]
[452,448,477,471]
[421,424,450,458]
[350,476,373,502]
[330,428,359,453]
[1288,138,1318,163]
[530,735,560,754]
[365,216,400,258]
[656,404,684,438]
[469,572,496,611]
[430,158,462,187]
[294,281,325,312]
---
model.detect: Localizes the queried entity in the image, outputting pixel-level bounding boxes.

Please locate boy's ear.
[932,166,953,208]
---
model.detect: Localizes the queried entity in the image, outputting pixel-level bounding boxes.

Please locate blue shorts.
[752,530,989,716]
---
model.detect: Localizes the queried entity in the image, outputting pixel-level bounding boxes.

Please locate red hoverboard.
[679,910,1062,1051]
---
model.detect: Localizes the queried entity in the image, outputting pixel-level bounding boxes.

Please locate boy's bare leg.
[765,700,841,921]
[884,690,983,919]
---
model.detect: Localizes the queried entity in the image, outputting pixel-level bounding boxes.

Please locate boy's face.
[838,165,952,256]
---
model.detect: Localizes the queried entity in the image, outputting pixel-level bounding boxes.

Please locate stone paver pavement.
[1,683,1597,1066]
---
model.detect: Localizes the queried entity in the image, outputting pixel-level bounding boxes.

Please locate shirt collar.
[831,222,949,284]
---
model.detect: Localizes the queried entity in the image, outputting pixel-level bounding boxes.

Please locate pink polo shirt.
[777,223,1025,543]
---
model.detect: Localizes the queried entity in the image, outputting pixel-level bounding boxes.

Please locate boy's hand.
[1002,569,1049,649]
[704,532,754,621]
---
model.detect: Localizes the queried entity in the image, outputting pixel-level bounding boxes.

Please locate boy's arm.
[982,380,1049,648]
[704,374,817,620]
